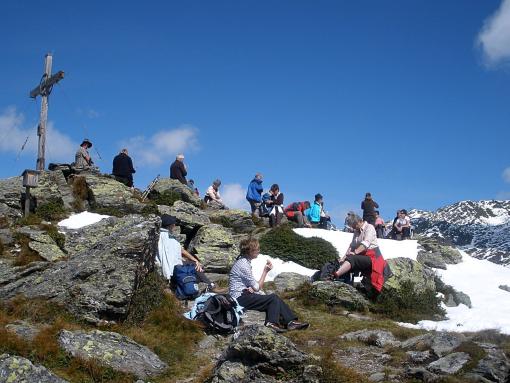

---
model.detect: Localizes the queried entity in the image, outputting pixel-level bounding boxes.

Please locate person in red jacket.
[284,201,311,227]
[333,213,392,293]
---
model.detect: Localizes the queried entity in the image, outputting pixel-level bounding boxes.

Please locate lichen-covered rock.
[17,226,66,262]
[5,320,46,342]
[159,200,210,231]
[0,215,159,324]
[208,325,321,383]
[384,258,436,294]
[417,236,463,265]
[406,350,432,364]
[334,346,392,377]
[0,353,68,382]
[273,272,310,293]
[427,352,470,375]
[417,251,447,270]
[309,281,370,311]
[58,329,167,379]
[471,343,510,383]
[152,178,202,207]
[402,332,467,357]
[188,224,238,273]
[340,329,401,348]
[207,209,256,234]
[0,177,23,210]
[81,174,145,214]
[444,289,472,308]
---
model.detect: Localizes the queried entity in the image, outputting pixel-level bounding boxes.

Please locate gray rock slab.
[471,343,510,383]
[340,329,401,348]
[309,281,370,311]
[402,332,466,357]
[58,329,168,379]
[207,209,256,234]
[334,346,392,376]
[158,200,210,231]
[427,352,470,375]
[0,353,68,383]
[5,320,46,342]
[273,272,310,293]
[152,178,202,207]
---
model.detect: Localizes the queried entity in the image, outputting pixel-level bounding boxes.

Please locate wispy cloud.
[0,106,76,162]
[502,167,510,183]
[477,0,510,66]
[221,183,248,210]
[120,125,199,167]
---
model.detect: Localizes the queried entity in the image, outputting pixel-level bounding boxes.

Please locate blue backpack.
[173,264,200,300]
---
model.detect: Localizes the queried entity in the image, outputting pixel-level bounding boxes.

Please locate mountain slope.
[410,200,510,267]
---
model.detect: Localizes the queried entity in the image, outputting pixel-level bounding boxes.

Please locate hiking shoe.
[286,321,310,331]
[265,322,287,333]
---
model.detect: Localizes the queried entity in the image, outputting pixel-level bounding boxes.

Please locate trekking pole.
[141,174,160,202]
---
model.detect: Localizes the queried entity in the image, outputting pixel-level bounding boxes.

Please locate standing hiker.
[170,154,188,185]
[246,173,264,217]
[361,192,379,226]
[112,148,136,187]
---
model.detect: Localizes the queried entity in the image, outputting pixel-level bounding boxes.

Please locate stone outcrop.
[402,332,466,357]
[273,272,310,293]
[188,224,238,273]
[16,226,66,262]
[309,281,370,311]
[207,209,256,234]
[208,325,321,383]
[470,342,510,383]
[0,215,159,324]
[427,352,471,374]
[5,320,46,342]
[0,354,68,383]
[158,200,210,231]
[340,329,401,348]
[58,329,168,379]
[417,236,463,265]
[152,178,202,207]
[384,257,436,294]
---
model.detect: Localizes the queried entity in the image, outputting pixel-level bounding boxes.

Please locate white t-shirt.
[156,229,183,280]
[396,216,411,227]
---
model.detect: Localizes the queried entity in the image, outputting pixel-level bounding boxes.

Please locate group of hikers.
[72,140,402,334]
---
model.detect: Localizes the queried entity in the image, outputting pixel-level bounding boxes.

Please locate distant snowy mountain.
[410,200,510,267]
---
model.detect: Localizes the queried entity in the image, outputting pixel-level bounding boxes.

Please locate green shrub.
[91,206,125,217]
[151,190,181,207]
[141,203,159,217]
[41,224,66,252]
[35,199,67,221]
[126,271,166,325]
[71,176,90,211]
[17,214,42,226]
[373,280,445,323]
[259,225,338,269]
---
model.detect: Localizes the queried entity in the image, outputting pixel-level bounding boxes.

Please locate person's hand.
[194,261,203,272]
[339,255,346,263]
[264,260,273,272]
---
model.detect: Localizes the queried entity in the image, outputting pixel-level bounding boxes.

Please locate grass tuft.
[150,190,181,207]
[35,199,68,222]
[12,234,45,266]
[41,224,66,252]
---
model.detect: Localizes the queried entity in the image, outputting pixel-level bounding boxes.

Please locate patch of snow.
[58,211,110,229]
[252,254,317,282]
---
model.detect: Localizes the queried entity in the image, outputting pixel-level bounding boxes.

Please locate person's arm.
[275,193,284,205]
[181,248,204,272]
[129,157,135,173]
[256,260,273,291]
[374,201,379,208]
[361,201,365,210]
[180,162,187,177]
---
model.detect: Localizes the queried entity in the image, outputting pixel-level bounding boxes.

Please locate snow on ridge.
[58,211,110,229]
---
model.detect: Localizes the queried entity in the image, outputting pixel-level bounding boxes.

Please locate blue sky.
[1,0,510,222]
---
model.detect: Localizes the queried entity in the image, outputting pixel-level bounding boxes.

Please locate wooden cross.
[29,53,65,171]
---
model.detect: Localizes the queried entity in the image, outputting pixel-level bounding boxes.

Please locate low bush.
[35,199,67,221]
[91,206,125,217]
[12,233,45,266]
[259,225,338,269]
[71,176,90,211]
[17,214,42,226]
[150,190,181,207]
[372,280,445,323]
[141,203,159,217]
[41,224,66,252]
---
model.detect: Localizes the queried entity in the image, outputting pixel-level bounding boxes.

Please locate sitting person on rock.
[391,209,411,240]
[374,211,385,239]
[229,238,309,332]
[284,201,311,228]
[204,179,226,209]
[74,138,94,171]
[157,214,217,291]
[187,179,200,196]
[266,184,285,228]
[333,214,392,293]
[306,193,332,229]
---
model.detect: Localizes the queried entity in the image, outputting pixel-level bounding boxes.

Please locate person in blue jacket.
[305,193,332,229]
[246,173,264,216]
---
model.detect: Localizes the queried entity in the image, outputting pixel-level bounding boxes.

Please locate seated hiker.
[258,192,272,217]
[392,209,411,240]
[267,184,284,227]
[284,201,311,227]
[306,193,332,229]
[333,214,392,293]
[229,238,309,332]
[361,192,379,226]
[74,138,94,171]
[246,173,264,217]
[156,214,217,291]
[170,154,188,185]
[343,211,356,233]
[112,148,136,187]
[187,179,200,196]
[204,179,226,209]
[374,211,385,239]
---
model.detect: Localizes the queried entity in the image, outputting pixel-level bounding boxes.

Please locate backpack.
[194,294,239,334]
[173,264,200,300]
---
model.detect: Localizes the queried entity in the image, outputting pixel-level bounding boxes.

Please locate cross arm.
[30,70,65,98]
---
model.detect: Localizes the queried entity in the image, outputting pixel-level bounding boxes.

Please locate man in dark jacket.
[361,192,379,226]
[112,149,136,187]
[170,154,187,185]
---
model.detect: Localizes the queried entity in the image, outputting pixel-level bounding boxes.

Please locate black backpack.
[195,294,239,334]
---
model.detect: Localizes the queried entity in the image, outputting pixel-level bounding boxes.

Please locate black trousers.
[345,255,372,274]
[237,293,297,325]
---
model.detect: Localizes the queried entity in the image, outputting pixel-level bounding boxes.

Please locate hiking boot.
[265,322,287,333]
[286,320,310,331]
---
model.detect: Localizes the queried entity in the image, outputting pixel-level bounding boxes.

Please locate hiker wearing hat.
[305,193,332,229]
[204,179,226,209]
[75,138,93,170]
[170,154,188,185]
[157,214,217,290]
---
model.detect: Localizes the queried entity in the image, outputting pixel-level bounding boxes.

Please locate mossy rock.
[259,225,338,269]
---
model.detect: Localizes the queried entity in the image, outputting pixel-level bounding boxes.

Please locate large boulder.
[417,236,463,265]
[384,258,436,294]
[0,176,23,210]
[207,209,256,234]
[273,272,310,293]
[308,281,370,311]
[402,332,467,357]
[152,177,202,207]
[208,324,321,383]
[31,171,74,210]
[0,354,68,383]
[82,174,145,214]
[158,200,210,231]
[427,352,470,375]
[0,215,159,324]
[188,224,238,273]
[58,329,167,379]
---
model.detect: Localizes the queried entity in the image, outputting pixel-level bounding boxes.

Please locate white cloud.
[502,167,510,183]
[221,183,248,210]
[121,125,199,167]
[477,0,510,66]
[0,106,76,162]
